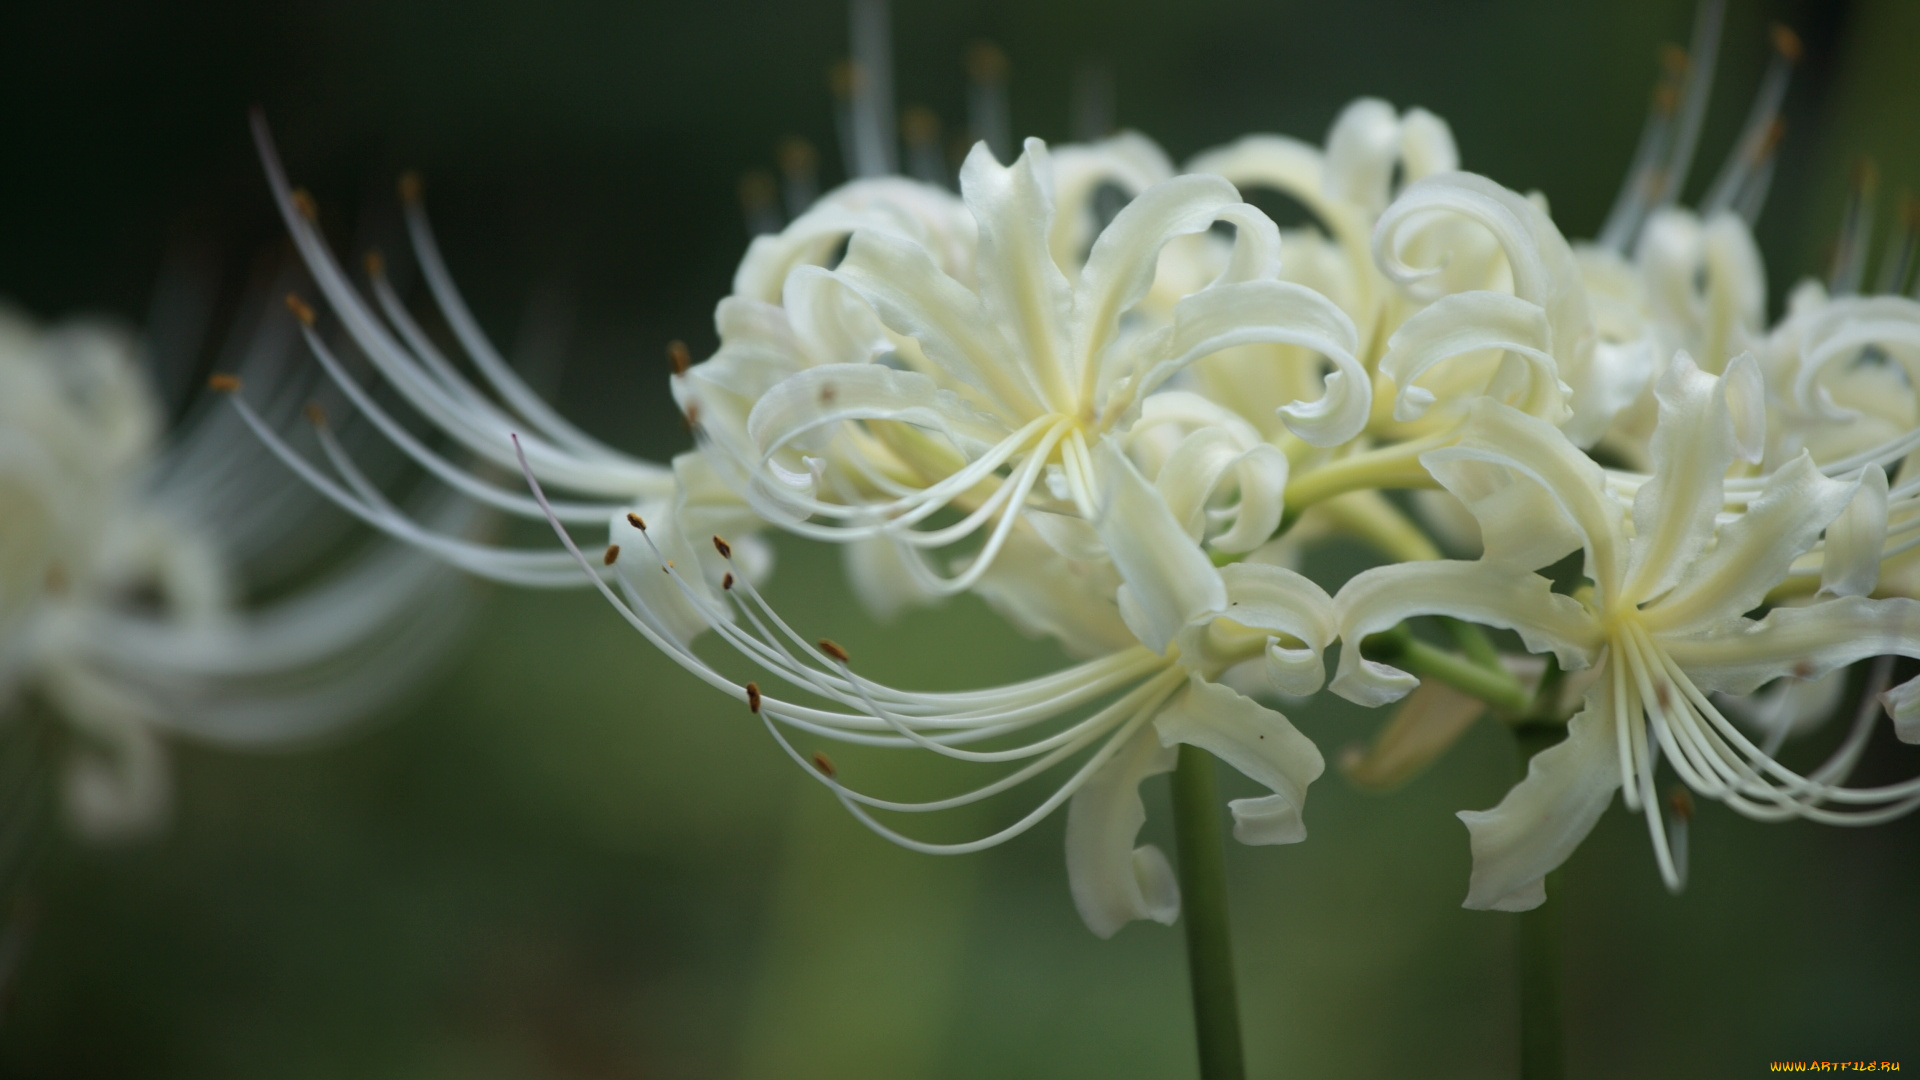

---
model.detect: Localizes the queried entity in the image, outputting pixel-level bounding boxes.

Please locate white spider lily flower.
[1,303,467,842]
[1330,351,1920,910]
[706,134,1182,624]
[722,136,1365,594]
[517,431,1335,938]
[229,113,695,610]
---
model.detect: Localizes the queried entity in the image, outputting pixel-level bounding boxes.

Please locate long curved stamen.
[1830,161,1880,297]
[294,320,619,525]
[966,40,1012,164]
[250,110,668,500]
[1613,644,1641,811]
[1652,0,1726,215]
[760,416,1057,535]
[1655,647,1920,815]
[1699,25,1800,219]
[1877,196,1920,296]
[902,107,948,187]
[399,184,642,464]
[778,138,821,218]
[514,435,1192,855]
[762,673,1182,856]
[1598,0,1727,252]
[847,0,896,178]
[227,395,589,586]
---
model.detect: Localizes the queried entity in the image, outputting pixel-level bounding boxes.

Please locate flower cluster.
[237,10,1920,937]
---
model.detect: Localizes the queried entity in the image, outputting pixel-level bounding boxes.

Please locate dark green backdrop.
[3,0,1916,1075]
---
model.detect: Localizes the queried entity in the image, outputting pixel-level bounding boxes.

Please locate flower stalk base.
[1172,744,1248,1080]
[1513,723,1567,1080]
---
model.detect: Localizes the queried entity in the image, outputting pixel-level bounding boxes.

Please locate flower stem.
[1512,722,1567,1080]
[1171,744,1246,1080]
[1361,625,1532,714]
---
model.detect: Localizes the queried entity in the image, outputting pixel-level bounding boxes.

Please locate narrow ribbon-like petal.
[1153,674,1325,845]
[1093,438,1227,654]
[1065,721,1180,938]
[1820,463,1888,599]
[1378,290,1560,423]
[1623,352,1737,605]
[1140,279,1368,447]
[1662,595,1920,696]
[1643,453,1855,635]
[1459,686,1621,911]
[1419,400,1627,599]
[1331,561,1596,707]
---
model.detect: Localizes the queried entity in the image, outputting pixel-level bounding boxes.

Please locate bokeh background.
[4,0,1919,1075]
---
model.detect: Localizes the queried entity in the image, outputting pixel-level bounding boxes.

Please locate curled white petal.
[1092,438,1226,654]
[1820,463,1888,599]
[1065,720,1180,938]
[1459,688,1620,911]
[1154,674,1324,846]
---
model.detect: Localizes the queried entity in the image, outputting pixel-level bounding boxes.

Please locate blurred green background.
[4,0,1919,1075]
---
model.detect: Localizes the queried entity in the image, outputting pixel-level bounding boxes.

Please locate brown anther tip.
[1771,23,1803,63]
[818,639,850,664]
[1654,681,1672,709]
[712,535,732,559]
[745,682,762,713]
[603,544,621,566]
[1652,84,1681,115]
[902,105,941,143]
[364,249,386,278]
[397,170,423,205]
[207,373,242,394]
[1668,786,1695,821]
[667,339,691,375]
[1757,119,1787,157]
[284,292,316,327]
[303,402,327,427]
[1792,659,1817,679]
[966,40,1008,81]
[721,572,734,591]
[828,59,859,98]
[1902,194,1920,228]
[1658,44,1689,76]
[811,751,837,778]
[626,512,647,531]
[738,169,776,208]
[777,137,817,175]
[290,187,318,221]
[1853,158,1881,193]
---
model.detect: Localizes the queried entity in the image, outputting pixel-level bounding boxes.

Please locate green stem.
[1512,722,1567,1080]
[1171,744,1246,1080]
[1441,616,1504,673]
[1361,626,1531,714]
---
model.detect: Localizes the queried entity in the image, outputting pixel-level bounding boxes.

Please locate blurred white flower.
[1,297,468,842]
